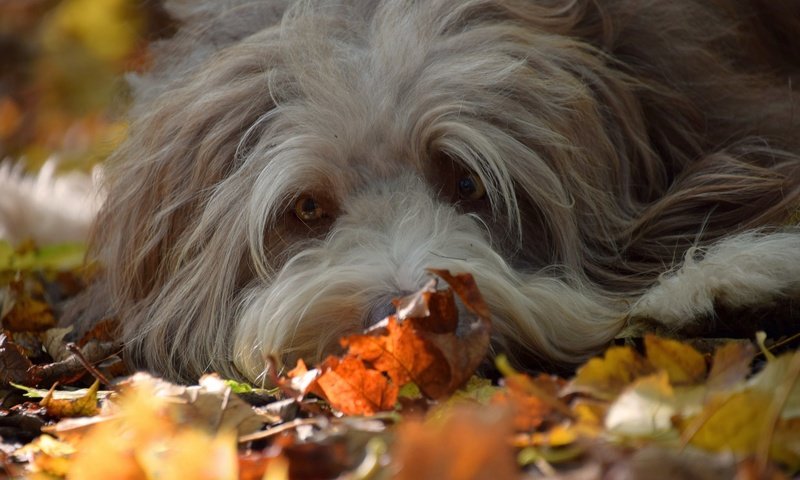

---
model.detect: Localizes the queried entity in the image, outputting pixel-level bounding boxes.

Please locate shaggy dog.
[63,0,800,384]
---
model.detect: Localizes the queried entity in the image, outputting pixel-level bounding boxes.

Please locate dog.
[57,0,800,384]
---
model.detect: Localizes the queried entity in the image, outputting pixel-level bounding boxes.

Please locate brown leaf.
[707,340,755,392]
[316,356,399,415]
[0,332,36,386]
[493,357,570,433]
[76,318,120,346]
[3,295,56,332]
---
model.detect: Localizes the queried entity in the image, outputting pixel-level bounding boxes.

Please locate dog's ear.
[128,0,290,108]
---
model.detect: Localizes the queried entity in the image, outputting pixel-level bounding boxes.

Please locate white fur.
[631,231,800,326]
[0,160,103,246]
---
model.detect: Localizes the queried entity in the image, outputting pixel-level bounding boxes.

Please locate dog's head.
[86,0,798,383]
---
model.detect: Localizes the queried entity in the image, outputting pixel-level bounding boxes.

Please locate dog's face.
[86,0,799,383]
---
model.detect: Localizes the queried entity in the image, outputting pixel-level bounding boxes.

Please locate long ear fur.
[69,27,287,379]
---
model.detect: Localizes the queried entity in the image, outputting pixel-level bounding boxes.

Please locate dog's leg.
[630,230,800,329]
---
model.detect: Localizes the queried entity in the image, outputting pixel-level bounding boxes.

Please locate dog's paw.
[630,231,800,329]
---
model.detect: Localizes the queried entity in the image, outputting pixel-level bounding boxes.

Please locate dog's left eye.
[295,195,325,222]
[457,174,486,201]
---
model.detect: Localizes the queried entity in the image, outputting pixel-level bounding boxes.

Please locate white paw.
[630,231,800,328]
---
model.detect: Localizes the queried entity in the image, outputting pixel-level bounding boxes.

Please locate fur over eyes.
[65,0,800,383]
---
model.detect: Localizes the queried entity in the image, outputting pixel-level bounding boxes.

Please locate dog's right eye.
[294,195,325,222]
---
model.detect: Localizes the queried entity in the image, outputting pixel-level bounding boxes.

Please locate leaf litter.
[2,244,800,479]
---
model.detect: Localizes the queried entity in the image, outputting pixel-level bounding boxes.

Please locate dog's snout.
[366,298,397,326]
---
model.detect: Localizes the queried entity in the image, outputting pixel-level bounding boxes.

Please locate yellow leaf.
[645,335,707,385]
[67,420,147,480]
[138,429,239,480]
[748,352,800,419]
[16,435,75,477]
[682,390,770,455]
[563,346,655,400]
[41,379,100,418]
[772,417,800,470]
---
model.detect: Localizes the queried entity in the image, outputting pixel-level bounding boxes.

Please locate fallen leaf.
[392,406,519,480]
[316,356,398,415]
[114,373,266,436]
[645,335,707,385]
[563,346,655,400]
[14,434,75,477]
[344,315,449,398]
[604,371,677,438]
[747,352,800,419]
[40,379,100,417]
[681,391,771,457]
[492,356,570,433]
[707,340,755,392]
[0,333,36,386]
[138,429,239,480]
[2,294,56,332]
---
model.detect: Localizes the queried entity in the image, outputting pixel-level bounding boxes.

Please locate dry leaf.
[563,346,655,400]
[0,333,36,386]
[40,379,100,417]
[645,335,707,385]
[392,406,519,480]
[707,341,756,392]
[316,356,398,415]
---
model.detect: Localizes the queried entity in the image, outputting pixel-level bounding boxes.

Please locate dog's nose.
[366,299,397,326]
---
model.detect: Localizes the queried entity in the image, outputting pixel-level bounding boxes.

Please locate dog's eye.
[457,174,486,201]
[295,195,325,221]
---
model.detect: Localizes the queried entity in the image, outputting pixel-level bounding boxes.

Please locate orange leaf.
[316,356,398,415]
[343,315,448,394]
[392,406,518,480]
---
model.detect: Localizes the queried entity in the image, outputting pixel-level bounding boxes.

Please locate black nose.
[366,299,397,327]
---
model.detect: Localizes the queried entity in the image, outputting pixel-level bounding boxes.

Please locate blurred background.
[0,0,173,173]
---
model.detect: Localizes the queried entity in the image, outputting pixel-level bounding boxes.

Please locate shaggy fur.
[65,0,800,383]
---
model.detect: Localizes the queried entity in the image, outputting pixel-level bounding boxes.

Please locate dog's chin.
[231,175,623,383]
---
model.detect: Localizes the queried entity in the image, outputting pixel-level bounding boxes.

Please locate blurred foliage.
[0,0,172,172]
